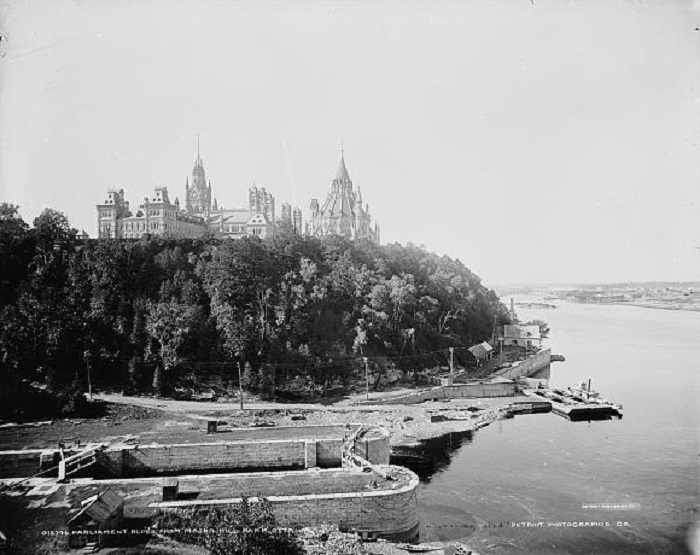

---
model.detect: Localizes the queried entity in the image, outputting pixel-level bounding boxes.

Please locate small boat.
[567,378,623,411]
[401,543,444,553]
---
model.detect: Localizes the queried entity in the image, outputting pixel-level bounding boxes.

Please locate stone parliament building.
[97,146,379,243]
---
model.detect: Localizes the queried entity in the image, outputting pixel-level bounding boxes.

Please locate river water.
[408,299,699,554]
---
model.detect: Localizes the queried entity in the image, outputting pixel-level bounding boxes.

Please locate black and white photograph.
[0,1,698,554]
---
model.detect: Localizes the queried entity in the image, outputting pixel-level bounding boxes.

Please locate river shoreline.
[0,393,518,452]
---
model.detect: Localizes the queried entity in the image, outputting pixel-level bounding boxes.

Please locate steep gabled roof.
[335,153,351,182]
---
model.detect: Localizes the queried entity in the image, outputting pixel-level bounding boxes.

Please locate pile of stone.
[298,525,368,555]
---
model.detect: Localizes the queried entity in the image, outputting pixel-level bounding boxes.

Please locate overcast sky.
[1,0,699,286]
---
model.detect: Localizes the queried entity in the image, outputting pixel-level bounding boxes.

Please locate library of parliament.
[96,146,380,244]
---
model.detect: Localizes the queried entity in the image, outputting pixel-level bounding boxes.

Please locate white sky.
[1,0,699,286]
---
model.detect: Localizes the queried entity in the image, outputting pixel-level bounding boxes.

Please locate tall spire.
[194,134,203,167]
[336,144,351,183]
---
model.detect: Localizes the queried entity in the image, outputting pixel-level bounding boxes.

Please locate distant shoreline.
[505,286,700,313]
[577,300,700,312]
[536,298,700,313]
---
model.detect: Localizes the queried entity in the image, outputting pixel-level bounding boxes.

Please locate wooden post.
[84,351,93,401]
[449,347,454,385]
[238,360,244,410]
[363,357,369,401]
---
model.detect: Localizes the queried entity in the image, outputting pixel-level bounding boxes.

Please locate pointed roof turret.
[191,137,206,182]
[335,150,351,183]
[194,133,203,167]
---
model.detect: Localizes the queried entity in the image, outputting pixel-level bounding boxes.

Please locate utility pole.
[237,360,244,410]
[363,357,369,401]
[84,350,93,401]
[448,347,454,385]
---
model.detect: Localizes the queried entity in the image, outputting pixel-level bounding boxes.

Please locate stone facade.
[97,147,382,242]
[280,202,303,234]
[97,187,206,239]
[209,185,276,239]
[185,147,211,218]
[307,152,380,243]
[97,150,290,240]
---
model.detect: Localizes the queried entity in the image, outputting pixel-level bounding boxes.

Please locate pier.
[523,389,623,421]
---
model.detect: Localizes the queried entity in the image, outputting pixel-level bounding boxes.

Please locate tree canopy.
[0,205,511,417]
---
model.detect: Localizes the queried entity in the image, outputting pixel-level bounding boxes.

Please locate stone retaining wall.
[97,440,309,477]
[93,425,390,476]
[0,450,46,478]
[354,429,391,464]
[149,466,419,541]
[494,349,551,381]
[0,425,391,479]
[371,380,517,405]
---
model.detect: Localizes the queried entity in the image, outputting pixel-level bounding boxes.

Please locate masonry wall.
[152,466,420,541]
[271,486,419,541]
[0,449,80,478]
[494,349,551,381]
[0,425,392,479]
[97,441,308,477]
[354,429,391,464]
[375,380,516,405]
[314,438,343,468]
[0,450,44,478]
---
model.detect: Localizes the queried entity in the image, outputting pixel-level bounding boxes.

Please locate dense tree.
[145,300,203,395]
[0,203,32,309]
[0,209,511,416]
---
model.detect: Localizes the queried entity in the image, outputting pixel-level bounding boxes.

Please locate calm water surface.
[411,300,699,554]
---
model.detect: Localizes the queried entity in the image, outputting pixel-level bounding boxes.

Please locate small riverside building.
[502,325,542,349]
[468,341,494,366]
[68,489,124,549]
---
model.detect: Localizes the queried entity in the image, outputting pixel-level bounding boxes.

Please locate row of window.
[102,222,269,238]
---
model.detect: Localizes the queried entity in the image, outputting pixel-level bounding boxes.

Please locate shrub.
[155,497,304,555]
[58,378,89,416]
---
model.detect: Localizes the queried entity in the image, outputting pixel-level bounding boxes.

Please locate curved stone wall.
[354,426,391,465]
[150,465,419,540]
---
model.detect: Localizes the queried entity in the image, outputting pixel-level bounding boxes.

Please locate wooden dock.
[523,389,622,421]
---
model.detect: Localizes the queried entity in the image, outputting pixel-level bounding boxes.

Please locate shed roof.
[69,490,123,527]
[468,341,493,359]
